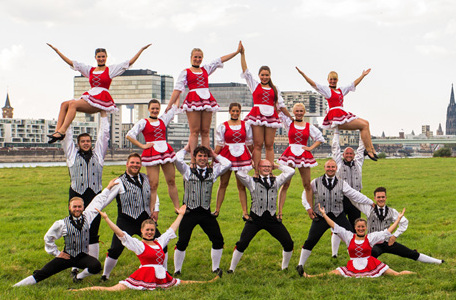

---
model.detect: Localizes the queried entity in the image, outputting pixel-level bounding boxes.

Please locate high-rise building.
[281,91,326,124]
[446,84,456,135]
[2,93,13,119]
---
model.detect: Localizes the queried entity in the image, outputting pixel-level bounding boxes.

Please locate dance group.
[14,42,444,291]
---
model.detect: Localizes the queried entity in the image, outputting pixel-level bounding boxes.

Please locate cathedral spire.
[2,93,14,118]
[450,84,455,105]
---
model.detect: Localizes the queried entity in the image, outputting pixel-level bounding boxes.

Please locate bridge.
[372,138,456,145]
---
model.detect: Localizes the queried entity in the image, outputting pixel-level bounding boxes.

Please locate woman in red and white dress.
[46,43,151,143]
[239,42,293,172]
[295,67,378,161]
[302,205,414,278]
[76,205,222,291]
[166,43,242,163]
[213,103,253,219]
[126,99,180,212]
[277,103,325,221]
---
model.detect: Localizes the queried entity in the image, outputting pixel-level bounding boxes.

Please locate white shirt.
[236,164,295,192]
[314,82,356,100]
[118,228,176,255]
[279,112,325,143]
[174,58,224,92]
[126,105,178,140]
[241,68,285,109]
[174,149,231,182]
[72,60,130,79]
[63,116,110,168]
[215,122,253,147]
[351,202,409,239]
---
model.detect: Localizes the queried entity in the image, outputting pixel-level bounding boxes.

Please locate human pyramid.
[13,41,444,291]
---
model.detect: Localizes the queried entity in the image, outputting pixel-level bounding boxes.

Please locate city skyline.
[0,0,455,136]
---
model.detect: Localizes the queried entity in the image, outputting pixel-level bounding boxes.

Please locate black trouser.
[235,211,294,253]
[175,208,224,251]
[371,241,420,260]
[69,187,101,244]
[106,212,163,259]
[303,212,353,250]
[343,195,361,231]
[32,252,101,283]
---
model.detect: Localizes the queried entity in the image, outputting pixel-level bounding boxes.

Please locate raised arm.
[387,208,406,234]
[220,41,242,63]
[129,44,151,66]
[96,208,125,238]
[331,127,343,166]
[169,205,187,233]
[239,42,248,73]
[353,68,371,87]
[47,43,73,67]
[318,204,335,229]
[295,67,317,89]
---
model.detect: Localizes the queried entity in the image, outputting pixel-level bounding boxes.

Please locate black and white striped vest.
[183,168,214,210]
[69,153,103,194]
[63,216,90,257]
[338,161,362,191]
[117,173,151,219]
[368,206,394,232]
[313,176,345,217]
[250,177,278,216]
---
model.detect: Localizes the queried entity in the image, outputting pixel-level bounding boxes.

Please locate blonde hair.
[293,103,306,115]
[327,71,338,80]
[191,48,204,57]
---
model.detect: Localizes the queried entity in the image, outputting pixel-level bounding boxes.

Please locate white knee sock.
[13,275,36,287]
[229,249,244,272]
[76,269,93,279]
[282,250,293,270]
[211,248,223,271]
[174,249,186,273]
[88,243,100,259]
[298,249,312,266]
[417,253,442,264]
[331,234,341,257]
[163,252,168,271]
[102,257,118,278]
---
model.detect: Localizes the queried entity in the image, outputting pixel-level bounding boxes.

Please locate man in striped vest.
[228,159,295,273]
[351,186,443,264]
[63,111,109,267]
[13,180,118,286]
[296,159,375,276]
[330,127,365,257]
[173,145,231,275]
[100,153,161,281]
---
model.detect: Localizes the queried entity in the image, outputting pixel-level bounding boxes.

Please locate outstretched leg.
[384,269,415,276]
[74,283,129,291]
[56,99,100,134]
[339,118,375,156]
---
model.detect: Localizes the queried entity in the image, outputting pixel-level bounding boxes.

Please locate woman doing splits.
[214,103,253,218]
[75,205,222,291]
[127,99,180,212]
[166,43,242,162]
[295,67,378,161]
[301,204,414,278]
[278,103,325,219]
[240,42,293,171]
[46,43,151,143]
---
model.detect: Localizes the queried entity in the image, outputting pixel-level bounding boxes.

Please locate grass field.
[1,157,455,300]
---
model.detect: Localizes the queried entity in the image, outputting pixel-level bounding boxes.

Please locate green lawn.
[1,157,455,300]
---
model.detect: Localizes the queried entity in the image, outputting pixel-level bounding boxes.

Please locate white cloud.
[0,45,24,70]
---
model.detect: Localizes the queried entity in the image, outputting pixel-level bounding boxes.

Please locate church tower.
[2,93,13,118]
[446,85,456,135]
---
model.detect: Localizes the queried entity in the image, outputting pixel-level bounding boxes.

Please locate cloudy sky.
[0,0,455,136]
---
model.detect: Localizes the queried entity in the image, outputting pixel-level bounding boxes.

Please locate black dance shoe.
[100,275,108,282]
[296,265,304,277]
[47,132,66,144]
[364,149,378,161]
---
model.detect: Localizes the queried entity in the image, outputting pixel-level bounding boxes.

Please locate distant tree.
[377,152,387,159]
[433,147,452,157]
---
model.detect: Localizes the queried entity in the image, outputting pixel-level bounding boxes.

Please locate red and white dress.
[118,228,180,290]
[72,60,130,112]
[278,113,325,168]
[127,105,178,166]
[215,121,253,171]
[174,58,224,112]
[242,69,285,128]
[314,82,358,129]
[332,223,391,278]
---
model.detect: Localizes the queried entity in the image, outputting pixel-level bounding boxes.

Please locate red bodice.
[288,122,310,145]
[142,119,167,142]
[224,121,247,144]
[326,88,344,108]
[186,68,209,89]
[347,235,372,259]
[89,67,112,89]
[137,241,165,265]
[252,84,275,106]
